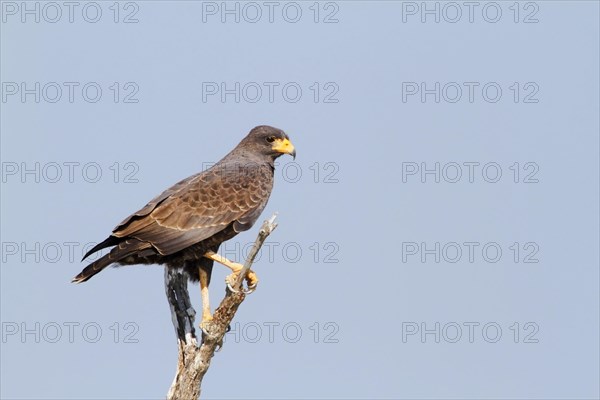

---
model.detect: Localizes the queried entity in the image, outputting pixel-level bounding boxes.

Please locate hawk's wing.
[112,164,273,255]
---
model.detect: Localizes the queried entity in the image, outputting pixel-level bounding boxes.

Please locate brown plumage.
[72,125,296,284]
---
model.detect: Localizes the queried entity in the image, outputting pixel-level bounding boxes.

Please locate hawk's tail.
[71,238,150,283]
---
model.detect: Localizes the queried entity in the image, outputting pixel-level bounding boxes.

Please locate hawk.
[72,125,296,327]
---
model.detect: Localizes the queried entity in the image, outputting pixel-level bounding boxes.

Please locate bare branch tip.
[166,211,285,399]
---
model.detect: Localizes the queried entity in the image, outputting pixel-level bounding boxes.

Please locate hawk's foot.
[226,270,259,294]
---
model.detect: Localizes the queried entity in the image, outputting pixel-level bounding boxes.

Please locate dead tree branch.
[165,214,279,400]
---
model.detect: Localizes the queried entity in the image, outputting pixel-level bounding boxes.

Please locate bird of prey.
[72,125,296,328]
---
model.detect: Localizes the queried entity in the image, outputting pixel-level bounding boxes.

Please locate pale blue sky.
[1,1,599,399]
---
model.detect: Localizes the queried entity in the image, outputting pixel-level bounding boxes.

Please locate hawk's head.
[242,125,296,160]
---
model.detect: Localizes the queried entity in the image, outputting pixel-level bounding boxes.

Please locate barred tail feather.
[81,235,120,261]
[72,239,150,283]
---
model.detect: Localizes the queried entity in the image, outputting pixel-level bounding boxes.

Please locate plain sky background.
[1,1,599,399]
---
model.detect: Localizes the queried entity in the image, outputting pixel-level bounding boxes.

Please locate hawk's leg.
[203,251,259,292]
[199,266,213,332]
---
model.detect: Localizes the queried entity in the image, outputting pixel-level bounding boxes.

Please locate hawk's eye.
[266,136,276,143]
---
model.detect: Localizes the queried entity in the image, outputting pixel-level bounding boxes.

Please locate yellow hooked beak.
[272,138,296,159]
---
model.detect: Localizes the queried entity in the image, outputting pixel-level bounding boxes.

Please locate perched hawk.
[72,125,296,326]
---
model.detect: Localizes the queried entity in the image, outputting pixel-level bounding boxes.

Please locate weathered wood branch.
[165,214,279,400]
